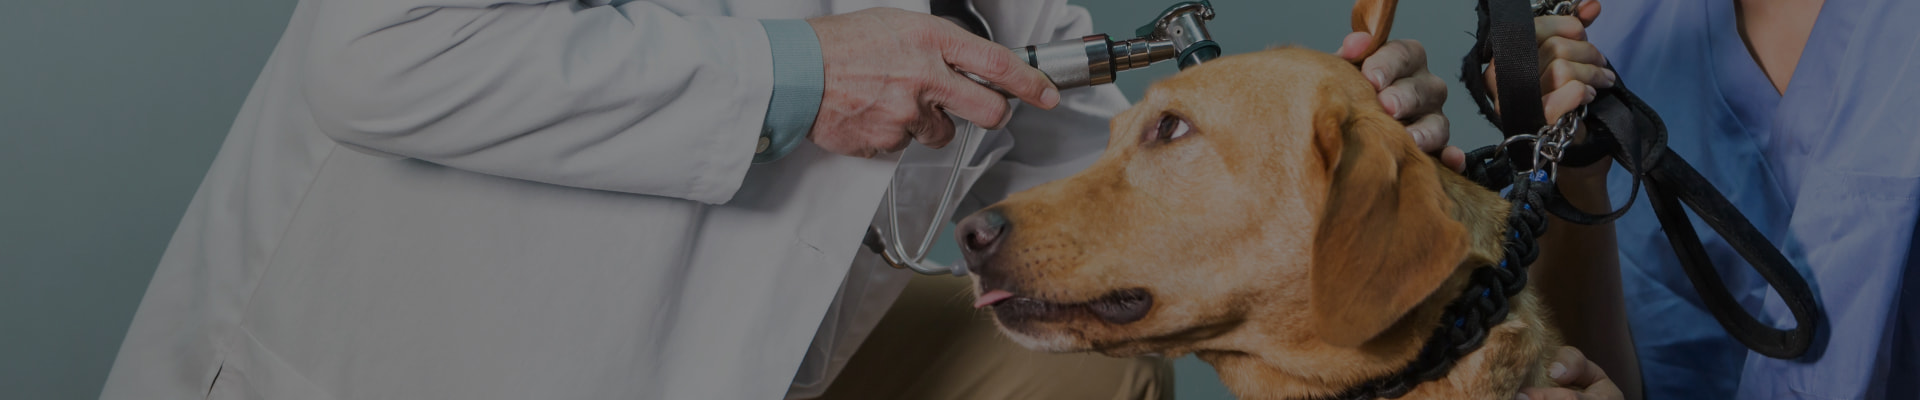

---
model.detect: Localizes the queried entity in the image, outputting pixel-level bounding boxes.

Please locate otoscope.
[867,1,1221,276]
[949,0,1221,95]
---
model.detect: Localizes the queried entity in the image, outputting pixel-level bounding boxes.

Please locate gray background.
[0,1,1491,399]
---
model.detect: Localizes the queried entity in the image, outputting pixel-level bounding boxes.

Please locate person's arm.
[1481,2,1642,398]
[305,1,1055,205]
[304,1,782,204]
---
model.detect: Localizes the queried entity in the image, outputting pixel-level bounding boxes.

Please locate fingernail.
[1584,85,1597,101]
[1515,393,1530,400]
[1369,70,1387,90]
[1385,95,1403,117]
[1548,362,1567,379]
[1041,87,1061,109]
[1603,69,1619,87]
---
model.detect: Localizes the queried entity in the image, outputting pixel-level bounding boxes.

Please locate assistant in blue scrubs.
[1585,0,1920,399]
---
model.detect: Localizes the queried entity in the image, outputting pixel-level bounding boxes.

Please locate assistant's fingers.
[1360,39,1428,91]
[1542,59,1618,90]
[1535,15,1588,44]
[1336,31,1375,62]
[929,24,1058,109]
[1577,0,1603,26]
[929,73,1014,129]
[1539,36,1609,70]
[1404,112,1450,153]
[1542,82,1595,123]
[1441,146,1467,173]
[1381,71,1448,119]
[1550,347,1614,388]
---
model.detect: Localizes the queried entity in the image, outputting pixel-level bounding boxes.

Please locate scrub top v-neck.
[1587,0,1920,399]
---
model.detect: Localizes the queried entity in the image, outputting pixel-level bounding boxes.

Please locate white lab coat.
[99,0,1127,399]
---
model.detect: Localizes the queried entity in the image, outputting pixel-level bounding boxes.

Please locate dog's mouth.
[975,287,1155,325]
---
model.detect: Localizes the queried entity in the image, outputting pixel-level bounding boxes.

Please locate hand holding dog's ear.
[1336,33,1466,172]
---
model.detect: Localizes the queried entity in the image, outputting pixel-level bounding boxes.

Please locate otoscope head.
[1135,0,1218,70]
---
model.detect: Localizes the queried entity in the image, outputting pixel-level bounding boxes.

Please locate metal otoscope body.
[964,0,1219,95]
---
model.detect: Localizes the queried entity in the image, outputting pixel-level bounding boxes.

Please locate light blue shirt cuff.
[753,19,824,164]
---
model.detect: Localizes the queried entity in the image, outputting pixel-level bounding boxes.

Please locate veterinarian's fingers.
[1336,31,1375,62]
[907,106,958,149]
[1405,112,1450,153]
[930,72,1015,130]
[1360,39,1428,91]
[1542,82,1595,123]
[931,23,1058,109]
[1381,71,1448,119]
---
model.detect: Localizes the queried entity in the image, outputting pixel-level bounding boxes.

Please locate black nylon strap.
[1487,0,1546,137]
[1456,0,1823,362]
[1642,155,1822,359]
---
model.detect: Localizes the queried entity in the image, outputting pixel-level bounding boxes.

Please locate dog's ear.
[1308,88,1468,348]
[1350,0,1399,59]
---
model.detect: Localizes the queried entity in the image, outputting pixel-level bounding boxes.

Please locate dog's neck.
[1203,165,1558,400]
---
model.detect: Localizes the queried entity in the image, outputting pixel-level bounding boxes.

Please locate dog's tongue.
[974,290,1016,308]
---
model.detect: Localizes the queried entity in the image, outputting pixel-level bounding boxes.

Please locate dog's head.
[957,48,1472,370]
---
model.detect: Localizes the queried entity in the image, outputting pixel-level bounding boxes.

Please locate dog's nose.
[956,209,1009,267]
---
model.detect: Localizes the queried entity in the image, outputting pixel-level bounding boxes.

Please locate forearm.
[1530,164,1642,400]
[305,1,775,203]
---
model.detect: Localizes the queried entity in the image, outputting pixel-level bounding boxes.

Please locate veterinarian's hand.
[807,8,1060,158]
[1517,346,1626,400]
[1482,1,1613,182]
[1337,33,1465,172]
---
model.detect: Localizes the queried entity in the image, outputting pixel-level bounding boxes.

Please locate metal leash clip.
[1491,103,1585,184]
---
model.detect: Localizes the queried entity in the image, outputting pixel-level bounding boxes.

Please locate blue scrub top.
[1587,0,1920,399]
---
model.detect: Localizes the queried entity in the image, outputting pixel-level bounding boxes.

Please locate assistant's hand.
[805,8,1059,158]
[1518,346,1626,400]
[1484,1,1613,181]
[1336,33,1464,172]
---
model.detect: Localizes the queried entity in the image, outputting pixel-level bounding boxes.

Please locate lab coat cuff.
[753,19,824,164]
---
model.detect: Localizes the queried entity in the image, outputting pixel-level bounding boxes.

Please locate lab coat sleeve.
[303,0,773,204]
[959,3,1130,216]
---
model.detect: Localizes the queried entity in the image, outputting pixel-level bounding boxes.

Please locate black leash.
[1456,0,1822,360]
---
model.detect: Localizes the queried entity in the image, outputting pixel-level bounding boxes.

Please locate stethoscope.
[862,0,1219,276]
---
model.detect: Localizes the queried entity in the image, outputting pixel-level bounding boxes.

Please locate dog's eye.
[1147,115,1193,143]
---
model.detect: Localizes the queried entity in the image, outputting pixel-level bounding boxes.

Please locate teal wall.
[0,2,299,400]
[0,1,1487,399]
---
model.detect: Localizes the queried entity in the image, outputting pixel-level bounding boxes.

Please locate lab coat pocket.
[206,329,337,400]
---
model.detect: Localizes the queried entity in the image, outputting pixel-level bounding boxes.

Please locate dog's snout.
[956,209,1009,267]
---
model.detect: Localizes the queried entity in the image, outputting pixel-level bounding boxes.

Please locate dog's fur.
[959,48,1562,399]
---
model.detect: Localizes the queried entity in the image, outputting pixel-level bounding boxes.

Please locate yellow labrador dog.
[952,17,1563,400]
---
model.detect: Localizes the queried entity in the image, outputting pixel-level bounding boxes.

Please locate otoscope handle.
[963,34,1178,97]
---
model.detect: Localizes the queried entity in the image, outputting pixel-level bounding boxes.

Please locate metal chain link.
[1531,0,1581,16]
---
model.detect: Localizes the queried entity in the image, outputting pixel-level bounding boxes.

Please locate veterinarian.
[1502,1,1920,399]
[98,0,1458,399]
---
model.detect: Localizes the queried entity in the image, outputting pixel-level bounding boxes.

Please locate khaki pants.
[812,274,1174,400]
